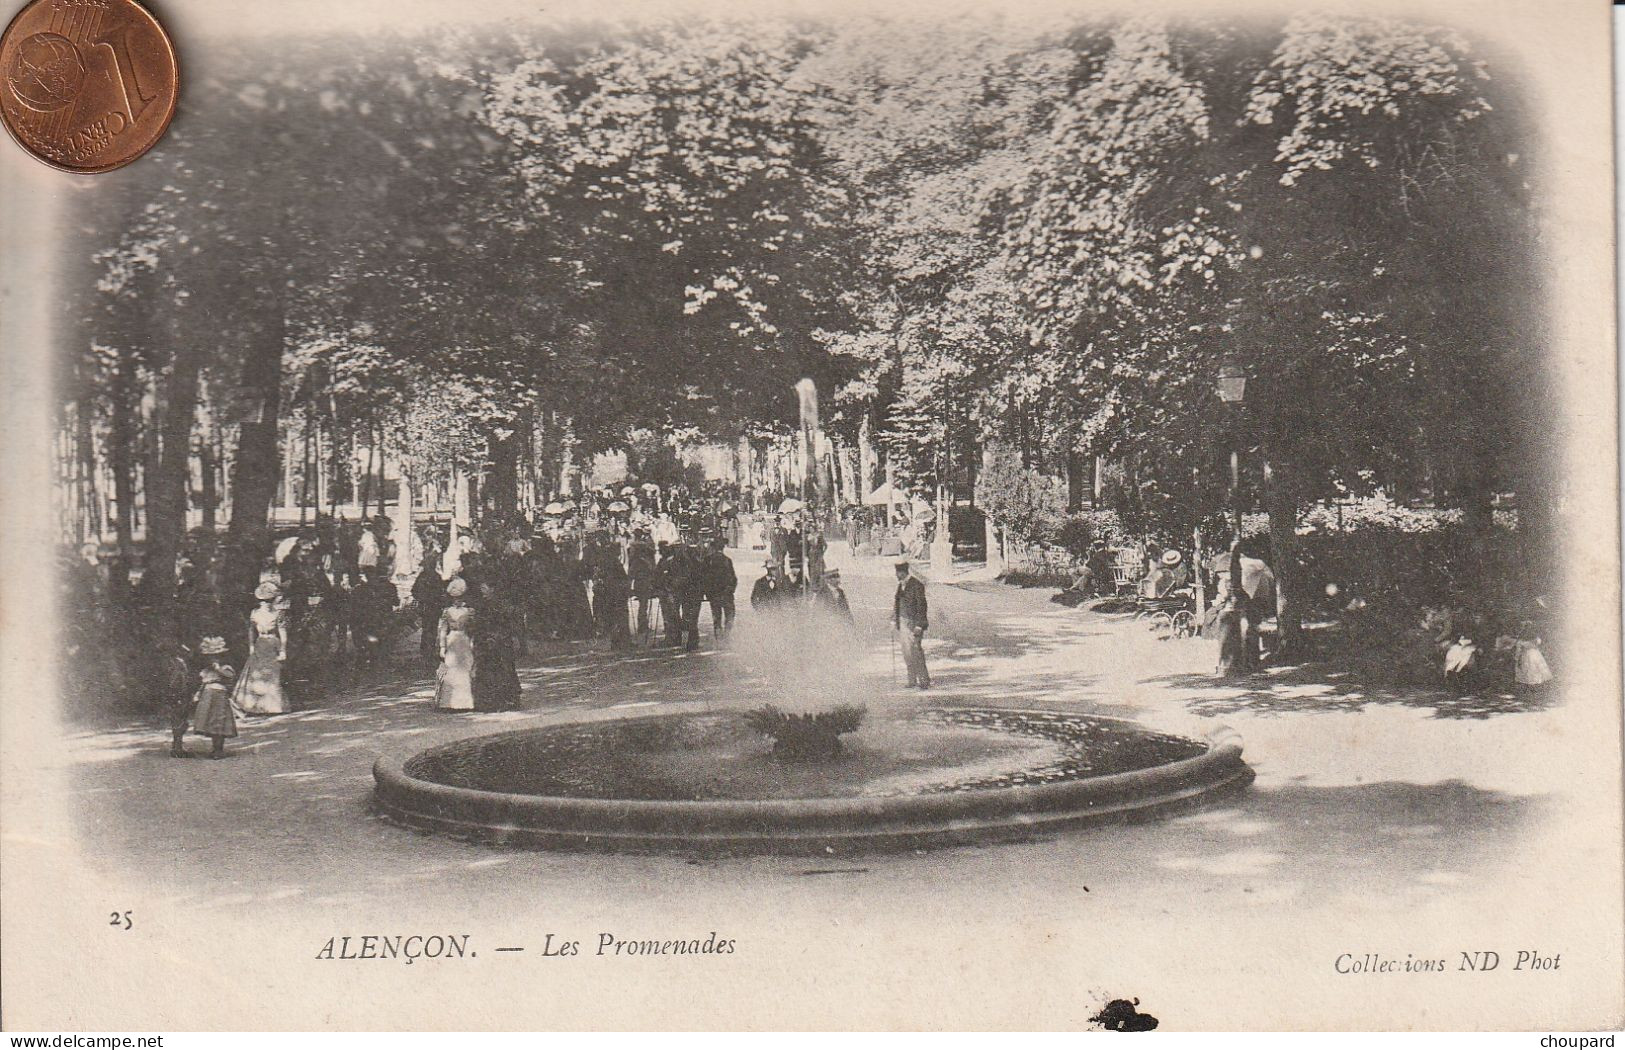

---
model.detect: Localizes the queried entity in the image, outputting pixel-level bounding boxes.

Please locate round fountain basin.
[372,707,1254,853]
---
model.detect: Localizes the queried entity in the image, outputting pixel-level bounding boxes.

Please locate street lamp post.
[1216,356,1248,677]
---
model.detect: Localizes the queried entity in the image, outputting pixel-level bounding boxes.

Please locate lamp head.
[1216,357,1248,405]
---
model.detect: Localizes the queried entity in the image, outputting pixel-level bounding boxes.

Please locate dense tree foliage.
[55,12,1548,644]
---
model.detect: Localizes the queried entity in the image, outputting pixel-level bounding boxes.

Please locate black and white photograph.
[0,0,1620,1032]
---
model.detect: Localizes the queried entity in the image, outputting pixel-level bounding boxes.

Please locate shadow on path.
[1148,663,1560,720]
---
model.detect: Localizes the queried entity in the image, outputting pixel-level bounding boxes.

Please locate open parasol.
[1205,552,1276,601]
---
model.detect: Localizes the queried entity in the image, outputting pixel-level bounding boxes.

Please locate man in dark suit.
[350,569,398,671]
[892,558,930,689]
[701,539,738,639]
[676,545,708,652]
[656,542,684,647]
[410,560,447,664]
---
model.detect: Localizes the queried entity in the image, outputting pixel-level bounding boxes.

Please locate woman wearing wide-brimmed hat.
[232,581,291,714]
[435,577,476,710]
[192,636,238,759]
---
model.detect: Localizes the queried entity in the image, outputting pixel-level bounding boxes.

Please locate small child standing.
[156,639,194,758]
[192,636,239,759]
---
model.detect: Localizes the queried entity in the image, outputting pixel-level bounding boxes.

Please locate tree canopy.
[56,10,1548,642]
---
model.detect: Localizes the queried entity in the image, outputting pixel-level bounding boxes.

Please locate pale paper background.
[0,0,1619,1031]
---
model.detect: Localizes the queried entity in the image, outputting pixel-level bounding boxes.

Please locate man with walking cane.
[892,558,930,690]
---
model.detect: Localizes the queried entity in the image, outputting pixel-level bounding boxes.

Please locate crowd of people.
[60,475,923,757]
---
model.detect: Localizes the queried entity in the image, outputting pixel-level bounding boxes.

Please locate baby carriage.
[1133,549,1198,639]
[1135,590,1198,639]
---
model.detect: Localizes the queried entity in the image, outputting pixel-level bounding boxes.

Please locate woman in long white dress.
[232,582,290,714]
[435,578,476,711]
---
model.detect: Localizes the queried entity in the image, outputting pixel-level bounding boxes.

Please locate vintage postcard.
[0,0,1619,1031]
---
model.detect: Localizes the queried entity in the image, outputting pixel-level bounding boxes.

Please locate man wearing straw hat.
[892,558,930,690]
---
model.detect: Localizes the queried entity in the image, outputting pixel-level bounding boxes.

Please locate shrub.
[1055,510,1127,557]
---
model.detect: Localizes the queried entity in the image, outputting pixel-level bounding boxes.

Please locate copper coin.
[0,0,176,173]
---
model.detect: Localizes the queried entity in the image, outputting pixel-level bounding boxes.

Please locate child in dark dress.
[192,636,239,759]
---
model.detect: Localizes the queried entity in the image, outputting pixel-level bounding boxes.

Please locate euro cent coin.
[0,0,177,173]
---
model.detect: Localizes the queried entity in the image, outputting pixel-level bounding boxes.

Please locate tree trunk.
[983,445,1005,575]
[1066,447,1085,512]
[1447,428,1496,543]
[213,413,227,523]
[76,394,101,540]
[392,461,415,579]
[140,382,160,538]
[300,402,313,529]
[518,407,535,517]
[109,351,138,596]
[320,419,334,519]
[857,414,876,497]
[199,434,216,532]
[737,434,754,493]
[1264,458,1302,658]
[1460,479,1494,539]
[446,466,469,575]
[378,428,389,515]
[223,310,285,604]
[840,442,860,506]
[138,350,202,617]
[361,427,375,519]
[486,428,519,523]
[1513,463,1553,595]
[1193,526,1206,622]
[884,457,897,528]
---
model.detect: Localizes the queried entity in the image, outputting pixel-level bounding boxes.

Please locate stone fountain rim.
[371,706,1254,851]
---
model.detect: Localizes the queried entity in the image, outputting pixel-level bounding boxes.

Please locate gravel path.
[26,550,1601,1029]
